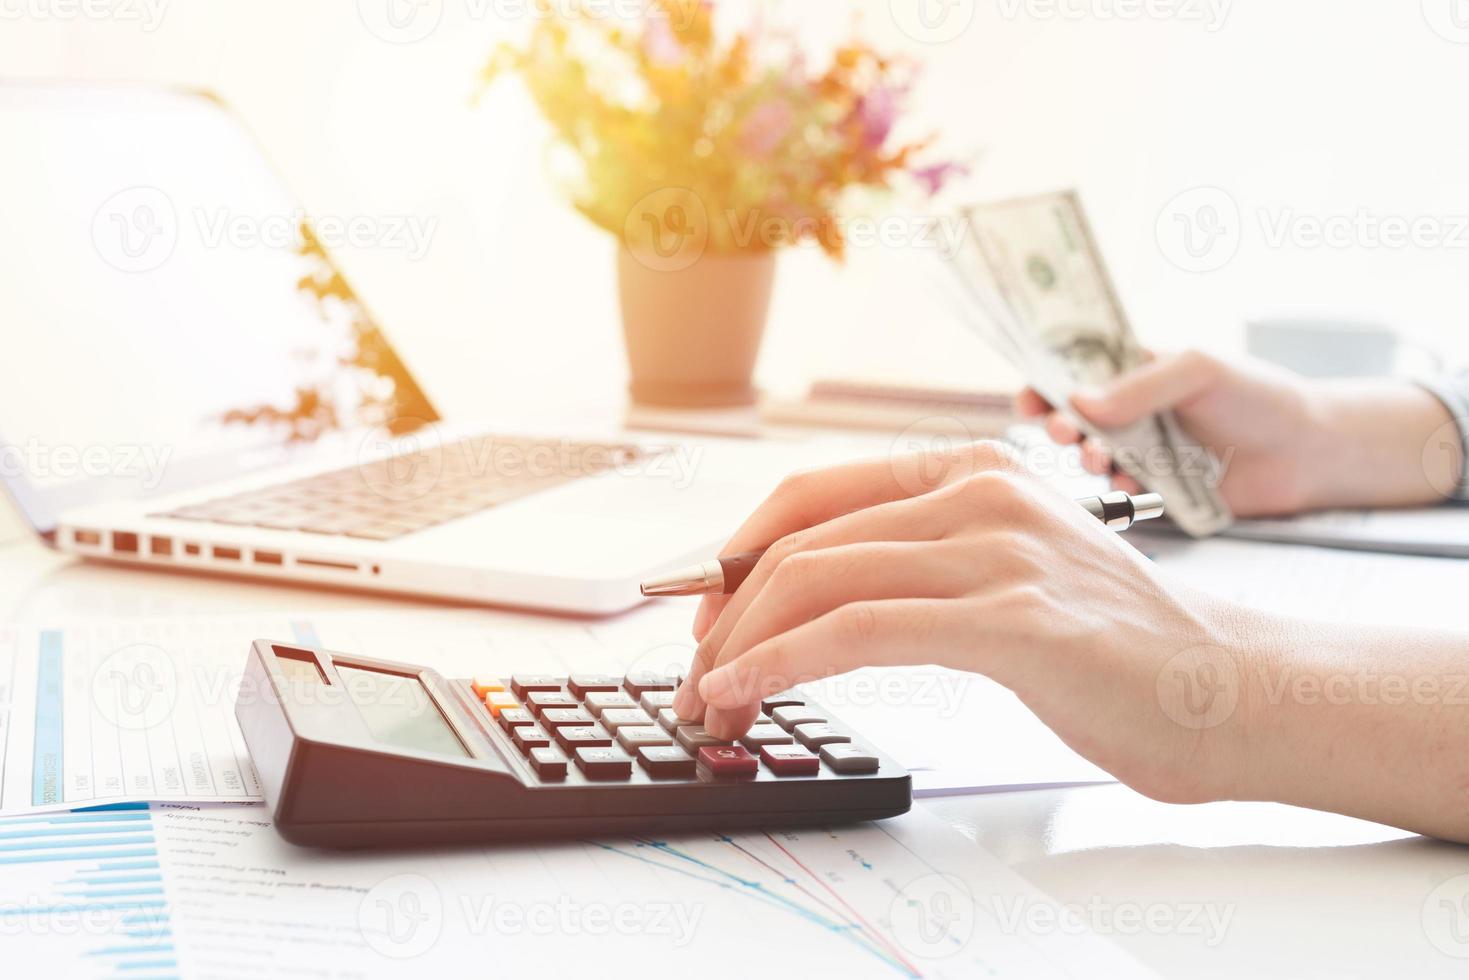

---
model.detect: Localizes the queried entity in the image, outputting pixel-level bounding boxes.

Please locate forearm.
[1299,380,1462,510]
[1225,607,1469,842]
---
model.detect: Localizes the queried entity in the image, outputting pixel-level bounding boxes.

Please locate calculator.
[236,640,912,847]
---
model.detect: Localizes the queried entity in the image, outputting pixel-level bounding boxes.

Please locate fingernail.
[672,679,702,720]
[698,668,735,708]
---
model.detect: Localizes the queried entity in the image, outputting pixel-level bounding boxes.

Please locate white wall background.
[2,0,1468,443]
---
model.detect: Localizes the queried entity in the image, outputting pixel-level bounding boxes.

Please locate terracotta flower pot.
[617,246,776,408]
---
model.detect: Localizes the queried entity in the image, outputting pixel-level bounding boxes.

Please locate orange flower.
[481,1,954,260]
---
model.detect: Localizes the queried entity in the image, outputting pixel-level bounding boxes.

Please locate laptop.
[0,82,819,614]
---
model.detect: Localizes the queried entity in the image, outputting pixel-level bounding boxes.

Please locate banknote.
[943,191,1233,537]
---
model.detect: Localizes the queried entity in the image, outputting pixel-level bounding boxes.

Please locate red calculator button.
[698,745,758,778]
[760,744,820,776]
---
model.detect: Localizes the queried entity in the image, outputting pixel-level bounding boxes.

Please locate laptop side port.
[150,536,173,557]
[212,546,242,561]
[73,529,103,547]
[296,557,358,572]
[112,531,139,554]
[253,551,284,566]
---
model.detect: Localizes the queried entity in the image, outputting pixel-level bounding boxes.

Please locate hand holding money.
[942,191,1233,536]
[1018,349,1466,518]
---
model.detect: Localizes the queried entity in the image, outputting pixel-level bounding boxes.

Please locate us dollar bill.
[945,190,1233,537]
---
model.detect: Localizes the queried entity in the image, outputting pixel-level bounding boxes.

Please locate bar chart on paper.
[0,620,289,815]
[0,802,177,978]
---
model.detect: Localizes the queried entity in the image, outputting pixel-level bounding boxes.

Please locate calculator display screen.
[335,665,469,759]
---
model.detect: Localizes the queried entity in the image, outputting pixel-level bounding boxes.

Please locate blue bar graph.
[0,800,178,978]
[0,824,154,840]
[32,629,65,806]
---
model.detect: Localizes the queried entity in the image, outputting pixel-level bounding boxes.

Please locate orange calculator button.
[484,691,519,717]
[472,676,506,698]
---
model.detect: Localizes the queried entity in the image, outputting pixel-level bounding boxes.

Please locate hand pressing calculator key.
[236,641,911,847]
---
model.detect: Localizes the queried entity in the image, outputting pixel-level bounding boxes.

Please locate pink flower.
[642,18,683,66]
[912,161,967,195]
[740,100,794,158]
[853,86,897,150]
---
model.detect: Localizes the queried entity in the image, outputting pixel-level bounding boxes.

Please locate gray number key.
[771,705,826,732]
[794,723,850,750]
[819,743,879,774]
[657,708,700,733]
[676,726,731,752]
[639,691,677,713]
[616,725,673,753]
[740,724,794,750]
[599,708,651,731]
[584,691,638,717]
[575,747,633,780]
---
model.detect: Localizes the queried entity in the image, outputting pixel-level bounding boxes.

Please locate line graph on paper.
[581,823,1091,979]
[145,806,1142,978]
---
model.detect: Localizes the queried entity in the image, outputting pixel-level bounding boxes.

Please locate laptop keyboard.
[152,435,647,541]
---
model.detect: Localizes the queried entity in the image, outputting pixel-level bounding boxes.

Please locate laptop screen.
[0,83,437,534]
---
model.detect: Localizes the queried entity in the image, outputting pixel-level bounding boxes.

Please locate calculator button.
[761,692,805,713]
[616,725,673,753]
[624,670,680,697]
[575,747,633,780]
[569,674,623,698]
[760,744,820,776]
[584,691,638,717]
[554,726,613,752]
[771,706,826,731]
[484,692,519,717]
[676,726,731,752]
[740,724,794,750]
[794,723,850,750]
[529,746,568,780]
[699,745,758,778]
[820,744,879,774]
[512,674,566,699]
[639,691,676,713]
[657,708,700,733]
[638,745,696,778]
[540,707,596,729]
[599,708,651,731]
[471,675,506,697]
[513,725,552,753]
[497,708,536,731]
[527,691,580,716]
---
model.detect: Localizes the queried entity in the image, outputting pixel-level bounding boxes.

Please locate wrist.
[1293,381,1456,510]
[1185,597,1281,803]
[1289,384,1345,511]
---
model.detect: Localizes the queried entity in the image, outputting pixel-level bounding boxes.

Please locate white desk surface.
[2,534,1465,979]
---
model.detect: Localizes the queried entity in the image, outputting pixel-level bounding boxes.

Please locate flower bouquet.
[483,0,960,406]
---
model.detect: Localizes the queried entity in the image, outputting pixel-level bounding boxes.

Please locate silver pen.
[641,490,1166,597]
